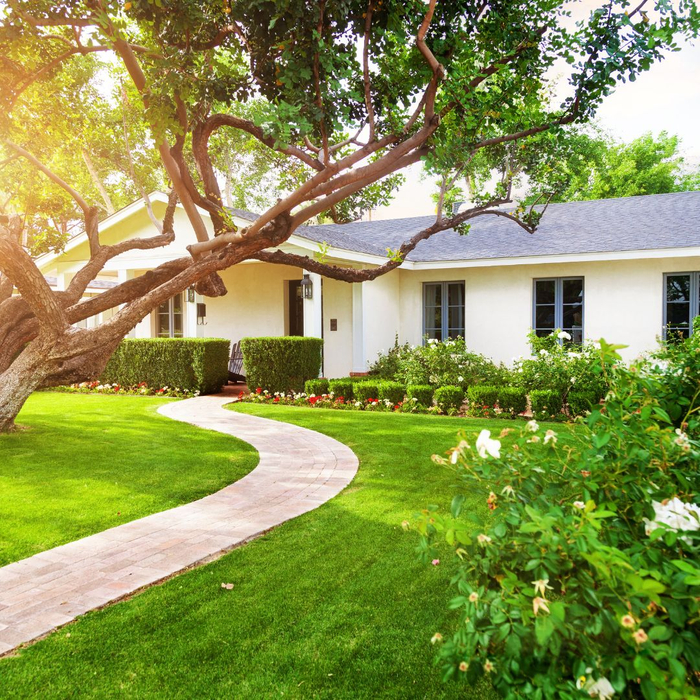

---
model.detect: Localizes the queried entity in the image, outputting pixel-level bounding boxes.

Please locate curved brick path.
[0,395,358,656]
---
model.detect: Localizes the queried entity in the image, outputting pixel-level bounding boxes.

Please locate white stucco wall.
[397,256,700,364]
[322,278,353,378]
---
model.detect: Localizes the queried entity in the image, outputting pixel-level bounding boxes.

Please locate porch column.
[185,287,198,338]
[303,272,323,339]
[352,282,367,373]
[118,269,148,338]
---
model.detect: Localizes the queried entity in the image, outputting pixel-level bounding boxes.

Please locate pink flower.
[431,559,440,566]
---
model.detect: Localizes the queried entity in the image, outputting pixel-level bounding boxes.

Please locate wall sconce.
[197,302,207,325]
[187,286,196,303]
[301,274,313,300]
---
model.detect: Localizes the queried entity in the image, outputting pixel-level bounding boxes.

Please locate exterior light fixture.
[301,274,313,300]
[187,286,196,303]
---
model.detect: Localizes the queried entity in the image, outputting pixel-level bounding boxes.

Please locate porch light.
[301,274,313,300]
[187,286,196,303]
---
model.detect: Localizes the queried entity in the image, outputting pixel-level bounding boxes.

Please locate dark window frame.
[532,276,585,343]
[422,281,465,342]
[663,272,700,339]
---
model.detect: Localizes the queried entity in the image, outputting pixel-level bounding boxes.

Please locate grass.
[0,401,579,699]
[0,392,258,566]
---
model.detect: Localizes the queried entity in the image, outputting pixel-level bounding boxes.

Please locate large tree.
[0,0,698,432]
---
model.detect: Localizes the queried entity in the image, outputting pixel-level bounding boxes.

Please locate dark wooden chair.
[228,340,246,384]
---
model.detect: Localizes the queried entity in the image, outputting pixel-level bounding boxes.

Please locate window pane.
[535,306,555,328]
[535,329,552,338]
[563,328,584,344]
[535,280,555,305]
[563,303,583,328]
[425,284,442,307]
[173,313,183,338]
[447,283,464,307]
[667,303,690,327]
[157,300,169,314]
[172,293,182,313]
[157,313,170,337]
[563,278,583,304]
[667,275,690,302]
[448,306,464,333]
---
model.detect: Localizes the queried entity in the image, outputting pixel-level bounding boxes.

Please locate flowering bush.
[51,382,199,398]
[514,330,608,411]
[414,340,700,699]
[371,336,509,388]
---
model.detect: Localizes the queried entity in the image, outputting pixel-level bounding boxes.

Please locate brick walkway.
[0,394,358,656]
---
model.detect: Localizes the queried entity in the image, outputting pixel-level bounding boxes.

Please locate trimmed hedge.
[329,378,354,400]
[407,384,434,406]
[241,336,323,393]
[497,386,528,418]
[305,378,329,396]
[567,390,599,417]
[467,385,499,417]
[435,385,464,413]
[378,381,406,405]
[355,381,381,402]
[101,338,230,394]
[530,389,563,421]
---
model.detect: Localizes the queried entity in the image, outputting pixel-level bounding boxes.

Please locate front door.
[288,280,304,336]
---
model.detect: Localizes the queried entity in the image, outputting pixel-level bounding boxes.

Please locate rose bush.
[414,340,700,699]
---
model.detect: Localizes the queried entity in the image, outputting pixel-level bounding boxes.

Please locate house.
[38,190,700,378]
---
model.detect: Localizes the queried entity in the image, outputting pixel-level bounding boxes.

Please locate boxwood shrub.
[567,389,599,417]
[434,385,464,413]
[101,338,230,394]
[530,388,563,421]
[466,385,499,417]
[378,381,406,405]
[328,378,354,400]
[241,336,323,393]
[305,378,329,396]
[407,384,434,406]
[355,381,381,402]
[497,386,528,418]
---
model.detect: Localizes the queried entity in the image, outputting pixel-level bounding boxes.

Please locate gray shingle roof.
[228,207,259,222]
[293,191,700,262]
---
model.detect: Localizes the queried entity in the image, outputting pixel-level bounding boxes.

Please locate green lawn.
[0,401,577,699]
[0,392,258,566]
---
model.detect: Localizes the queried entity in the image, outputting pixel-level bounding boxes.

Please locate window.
[155,293,184,338]
[423,282,465,341]
[664,272,700,338]
[533,277,584,343]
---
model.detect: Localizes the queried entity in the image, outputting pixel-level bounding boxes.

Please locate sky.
[378,2,700,220]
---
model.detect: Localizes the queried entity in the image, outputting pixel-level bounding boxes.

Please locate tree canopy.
[0,0,699,431]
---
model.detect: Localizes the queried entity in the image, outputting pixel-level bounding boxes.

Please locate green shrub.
[101,338,229,394]
[530,388,562,421]
[378,381,406,405]
[497,386,528,417]
[567,389,599,417]
[466,385,499,417]
[416,340,700,699]
[407,384,434,406]
[305,378,329,396]
[241,336,323,393]
[328,378,354,400]
[368,335,413,380]
[434,385,464,413]
[355,381,380,402]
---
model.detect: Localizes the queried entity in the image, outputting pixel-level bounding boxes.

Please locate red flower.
[256,387,262,394]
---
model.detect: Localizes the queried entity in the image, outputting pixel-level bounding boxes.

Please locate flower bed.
[49,381,199,398]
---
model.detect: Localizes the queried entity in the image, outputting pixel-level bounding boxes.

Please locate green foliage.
[378,381,406,405]
[391,338,506,388]
[355,382,381,403]
[101,338,229,394]
[434,386,465,414]
[417,340,700,699]
[407,385,435,407]
[497,386,528,418]
[466,386,500,418]
[241,337,323,393]
[514,330,608,400]
[328,378,354,401]
[304,378,329,396]
[368,336,414,380]
[529,389,563,421]
[567,390,600,417]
